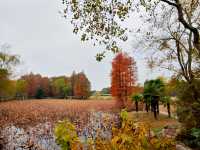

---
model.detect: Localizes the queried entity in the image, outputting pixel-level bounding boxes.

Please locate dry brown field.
[0,99,119,128]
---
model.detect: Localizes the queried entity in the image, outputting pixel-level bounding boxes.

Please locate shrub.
[35,88,44,99]
[54,120,82,150]
[54,110,175,150]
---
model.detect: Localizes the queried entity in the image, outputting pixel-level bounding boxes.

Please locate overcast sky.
[0,0,170,90]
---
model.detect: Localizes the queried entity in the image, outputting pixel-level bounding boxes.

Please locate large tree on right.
[111,52,137,108]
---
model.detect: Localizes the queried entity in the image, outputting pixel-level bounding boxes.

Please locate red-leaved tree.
[74,72,91,99]
[111,52,137,108]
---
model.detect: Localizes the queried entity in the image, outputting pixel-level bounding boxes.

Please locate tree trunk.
[167,102,171,118]
[135,101,138,112]
[152,97,157,119]
[151,102,154,112]
[154,108,157,120]
[152,102,157,120]
[145,103,149,112]
[156,98,159,114]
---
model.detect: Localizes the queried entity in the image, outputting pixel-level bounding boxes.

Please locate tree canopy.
[111,52,137,107]
[61,0,200,61]
[0,44,20,99]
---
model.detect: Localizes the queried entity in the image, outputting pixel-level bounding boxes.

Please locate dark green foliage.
[143,79,165,97]
[35,88,44,99]
[177,128,200,149]
[176,79,200,149]
[143,79,165,119]
[176,80,200,129]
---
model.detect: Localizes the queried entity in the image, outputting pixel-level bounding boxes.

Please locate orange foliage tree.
[21,73,50,98]
[111,52,137,108]
[21,73,42,98]
[73,72,91,99]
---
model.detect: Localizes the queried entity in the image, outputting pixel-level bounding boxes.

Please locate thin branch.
[161,0,177,7]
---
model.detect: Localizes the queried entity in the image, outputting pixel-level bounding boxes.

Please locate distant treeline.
[0,71,91,101]
[91,87,111,96]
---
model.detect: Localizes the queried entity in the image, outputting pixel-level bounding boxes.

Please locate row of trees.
[132,78,176,119]
[1,72,91,100]
[15,71,91,100]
